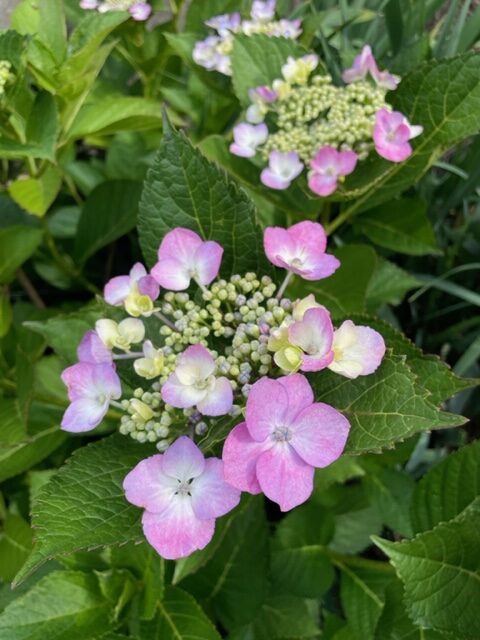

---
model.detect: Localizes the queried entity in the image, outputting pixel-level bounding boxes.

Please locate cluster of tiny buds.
[0,61,13,97]
[263,77,387,162]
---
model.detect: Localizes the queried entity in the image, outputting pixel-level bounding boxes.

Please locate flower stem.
[110,400,124,410]
[154,311,179,333]
[113,352,144,360]
[276,271,294,300]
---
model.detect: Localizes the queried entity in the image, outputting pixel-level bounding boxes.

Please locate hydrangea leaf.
[365,468,415,537]
[411,439,480,533]
[231,34,306,105]
[335,52,480,211]
[138,586,221,640]
[0,226,43,284]
[138,120,269,277]
[0,570,114,640]
[373,498,480,639]
[13,435,155,586]
[311,354,466,454]
[366,258,419,310]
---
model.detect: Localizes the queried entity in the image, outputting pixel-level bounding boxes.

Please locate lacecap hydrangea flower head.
[60,223,385,559]
[229,45,423,196]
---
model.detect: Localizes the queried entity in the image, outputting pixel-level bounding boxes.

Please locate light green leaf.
[0,570,113,640]
[25,91,59,162]
[0,513,33,583]
[8,166,61,217]
[0,398,26,447]
[138,586,221,640]
[335,53,480,212]
[67,97,162,140]
[311,354,464,454]
[366,468,415,537]
[0,226,43,283]
[181,498,268,631]
[14,435,155,586]
[366,259,419,310]
[374,499,480,639]
[231,34,305,104]
[411,439,480,533]
[138,121,269,276]
[353,199,440,255]
[74,180,142,262]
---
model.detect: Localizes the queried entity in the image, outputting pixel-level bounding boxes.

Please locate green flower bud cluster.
[0,61,13,97]
[159,291,211,361]
[119,388,174,445]
[263,76,387,162]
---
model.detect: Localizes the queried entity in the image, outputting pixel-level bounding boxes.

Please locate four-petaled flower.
[230,122,268,156]
[77,330,113,364]
[61,362,121,432]
[308,146,358,196]
[329,320,385,379]
[96,318,145,351]
[264,221,340,280]
[162,344,233,416]
[124,436,240,559]
[281,54,318,85]
[222,375,350,511]
[260,151,303,190]
[342,45,399,90]
[151,228,223,291]
[373,108,423,162]
[251,0,276,22]
[104,262,159,317]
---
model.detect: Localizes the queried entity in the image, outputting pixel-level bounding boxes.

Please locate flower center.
[291,257,304,268]
[175,478,193,497]
[272,425,293,442]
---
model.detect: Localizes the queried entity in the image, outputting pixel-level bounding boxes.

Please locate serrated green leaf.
[0,513,33,583]
[138,122,268,276]
[411,439,480,533]
[353,199,440,256]
[74,180,142,263]
[138,586,221,640]
[14,435,155,586]
[0,570,113,640]
[311,354,464,454]
[8,166,61,217]
[366,259,419,310]
[335,53,480,212]
[374,498,480,639]
[231,34,305,105]
[0,226,43,284]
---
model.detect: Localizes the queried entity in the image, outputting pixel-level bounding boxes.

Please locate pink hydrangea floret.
[151,228,223,291]
[222,374,350,511]
[308,146,358,196]
[329,320,386,379]
[104,262,159,307]
[230,123,268,157]
[124,436,240,559]
[288,307,334,371]
[342,45,399,90]
[373,108,423,162]
[264,221,340,281]
[129,2,151,21]
[251,0,276,21]
[77,330,113,364]
[260,151,303,190]
[161,344,233,416]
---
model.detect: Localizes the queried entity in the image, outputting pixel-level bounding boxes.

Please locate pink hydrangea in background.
[373,108,424,162]
[222,375,350,511]
[80,0,151,20]
[124,437,240,559]
[308,146,358,196]
[342,44,399,90]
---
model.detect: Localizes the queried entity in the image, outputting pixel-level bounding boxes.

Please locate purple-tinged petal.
[290,403,350,467]
[277,373,314,423]
[222,423,264,494]
[61,398,108,432]
[61,362,120,402]
[157,228,202,262]
[129,2,151,20]
[260,167,292,190]
[194,240,223,286]
[191,458,240,520]
[245,377,288,441]
[161,373,207,408]
[142,501,214,560]
[300,253,340,281]
[77,330,112,364]
[151,257,191,291]
[175,344,215,384]
[288,220,327,255]
[337,150,358,175]
[329,320,386,378]
[129,262,148,281]
[80,0,98,8]
[256,445,314,511]
[137,275,160,300]
[197,377,233,416]
[308,173,338,196]
[288,307,334,371]
[104,275,131,305]
[263,227,297,268]
[162,436,205,481]
[123,455,177,513]
[251,0,276,21]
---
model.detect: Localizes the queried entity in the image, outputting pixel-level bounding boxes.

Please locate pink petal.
[137,275,160,300]
[308,173,338,197]
[374,139,412,162]
[245,377,288,441]
[104,275,131,305]
[299,253,340,281]
[151,257,191,291]
[129,262,147,281]
[300,352,335,372]
[142,501,214,560]
[194,241,223,286]
[287,220,327,254]
[288,307,334,367]
[230,143,255,158]
[161,373,207,408]
[222,423,264,494]
[310,146,339,172]
[277,373,314,422]
[191,458,240,520]
[264,227,297,268]
[261,167,292,190]
[197,377,233,416]
[337,150,358,176]
[176,344,215,384]
[77,331,112,364]
[123,455,177,513]
[157,228,202,262]
[255,445,314,511]
[290,403,350,467]
[129,2,151,20]
[61,398,108,432]
[61,362,120,401]
[162,436,205,481]
[330,321,386,378]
